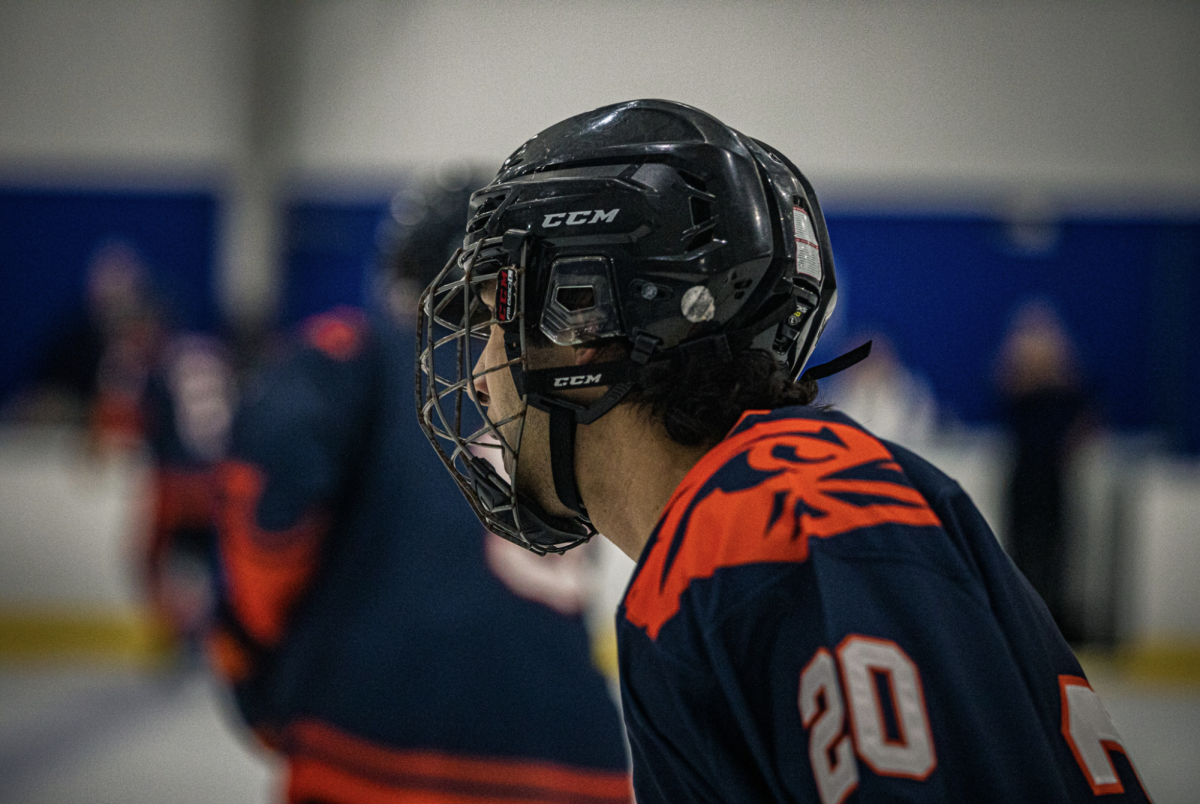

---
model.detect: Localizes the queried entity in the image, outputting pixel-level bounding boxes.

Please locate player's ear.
[573,346,599,366]
[573,340,629,366]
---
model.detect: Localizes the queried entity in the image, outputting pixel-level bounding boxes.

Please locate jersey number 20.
[799,635,936,804]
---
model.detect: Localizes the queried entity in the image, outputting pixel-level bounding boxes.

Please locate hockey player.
[416,100,1152,802]
[209,174,631,804]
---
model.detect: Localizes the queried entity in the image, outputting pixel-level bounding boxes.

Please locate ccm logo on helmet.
[542,209,619,228]
[553,373,603,388]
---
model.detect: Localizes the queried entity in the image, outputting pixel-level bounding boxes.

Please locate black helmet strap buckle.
[799,340,873,383]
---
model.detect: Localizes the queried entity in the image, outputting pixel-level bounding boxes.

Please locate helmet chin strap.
[547,406,586,516]
[527,371,640,518]
[506,331,654,519]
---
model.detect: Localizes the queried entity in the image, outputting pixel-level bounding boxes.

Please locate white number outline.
[799,648,859,804]
[799,635,937,800]
[1059,674,1147,796]
[837,635,937,781]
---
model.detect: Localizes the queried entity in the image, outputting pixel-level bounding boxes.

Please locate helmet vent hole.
[555,285,596,312]
[502,143,528,169]
[467,195,505,234]
[732,278,753,301]
[679,171,707,192]
[685,228,715,253]
[689,197,712,226]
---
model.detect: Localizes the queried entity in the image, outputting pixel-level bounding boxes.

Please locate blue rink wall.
[1,188,1198,452]
[0,187,220,403]
[278,199,1200,453]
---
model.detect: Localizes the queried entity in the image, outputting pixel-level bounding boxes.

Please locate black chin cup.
[464,453,594,554]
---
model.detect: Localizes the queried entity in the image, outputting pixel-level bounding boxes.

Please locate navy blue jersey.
[617,406,1149,803]
[211,309,630,804]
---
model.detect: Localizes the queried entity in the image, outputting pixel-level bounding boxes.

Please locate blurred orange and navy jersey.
[617,407,1150,803]
[211,309,630,804]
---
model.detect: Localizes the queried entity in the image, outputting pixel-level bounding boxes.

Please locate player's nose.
[471,355,490,406]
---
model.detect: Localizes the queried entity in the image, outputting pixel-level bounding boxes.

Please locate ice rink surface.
[0,659,1195,804]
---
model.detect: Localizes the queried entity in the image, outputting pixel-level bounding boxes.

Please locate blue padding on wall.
[0,187,219,406]
[279,204,1200,453]
[281,201,393,327]
[823,216,1199,450]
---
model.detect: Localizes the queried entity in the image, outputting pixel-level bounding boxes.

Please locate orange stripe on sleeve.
[205,627,253,684]
[286,721,632,804]
[217,460,328,647]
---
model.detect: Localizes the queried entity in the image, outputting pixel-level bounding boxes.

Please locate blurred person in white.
[140,334,236,653]
[826,333,938,450]
[996,299,1094,644]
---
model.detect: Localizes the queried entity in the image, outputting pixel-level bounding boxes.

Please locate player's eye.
[478,277,498,309]
[467,289,494,337]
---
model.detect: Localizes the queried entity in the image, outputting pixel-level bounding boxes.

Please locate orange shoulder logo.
[303,307,366,361]
[624,417,942,639]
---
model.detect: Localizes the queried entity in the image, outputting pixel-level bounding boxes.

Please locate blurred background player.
[207,168,631,804]
[996,299,1095,643]
[824,332,939,451]
[19,240,166,452]
[141,333,236,653]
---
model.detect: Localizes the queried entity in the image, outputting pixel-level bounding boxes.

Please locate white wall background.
[0,0,249,176]
[289,0,1200,208]
[0,1,1197,200]
[0,428,149,610]
[1129,458,1200,641]
[1,0,1197,315]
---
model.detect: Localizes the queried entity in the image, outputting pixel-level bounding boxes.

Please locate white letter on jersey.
[799,648,858,804]
[837,636,937,780]
[1060,675,1141,795]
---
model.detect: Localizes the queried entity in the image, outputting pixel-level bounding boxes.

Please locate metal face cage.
[415,236,596,554]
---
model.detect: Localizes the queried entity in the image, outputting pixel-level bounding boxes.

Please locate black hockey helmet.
[417,99,845,553]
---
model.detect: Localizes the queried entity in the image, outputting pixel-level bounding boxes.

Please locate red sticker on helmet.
[497,267,518,323]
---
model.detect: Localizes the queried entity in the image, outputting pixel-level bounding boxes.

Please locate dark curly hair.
[628,348,818,447]
[530,330,818,447]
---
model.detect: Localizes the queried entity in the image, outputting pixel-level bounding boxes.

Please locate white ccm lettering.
[541,209,619,228]
[552,374,602,388]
